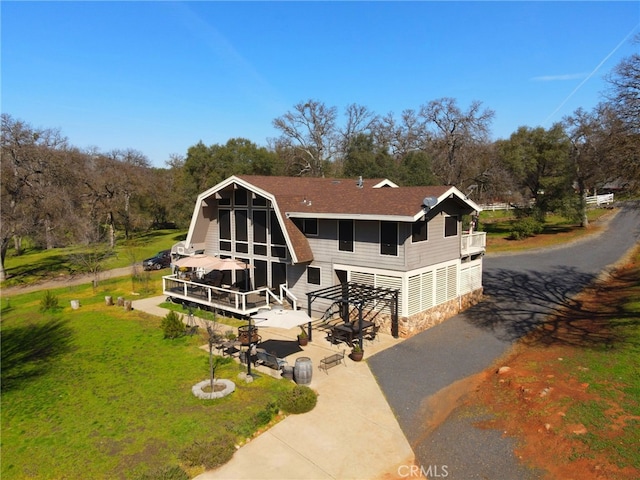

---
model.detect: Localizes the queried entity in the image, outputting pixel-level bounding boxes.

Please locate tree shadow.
[1,318,74,392]
[467,266,639,348]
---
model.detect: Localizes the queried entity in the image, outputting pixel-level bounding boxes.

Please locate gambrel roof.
[190,175,482,265]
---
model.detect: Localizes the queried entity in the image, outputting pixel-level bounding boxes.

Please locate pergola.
[306,282,399,348]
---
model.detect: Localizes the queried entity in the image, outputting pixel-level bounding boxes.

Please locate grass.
[1,277,294,479]
[2,229,187,287]
[480,207,615,254]
[475,246,640,477]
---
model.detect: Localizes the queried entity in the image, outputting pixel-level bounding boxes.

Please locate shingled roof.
[196,175,481,264]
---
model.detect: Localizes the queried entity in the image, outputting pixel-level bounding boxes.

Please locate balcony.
[461,231,486,257]
[162,275,278,316]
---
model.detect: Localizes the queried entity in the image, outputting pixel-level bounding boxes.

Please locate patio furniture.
[255,348,288,371]
[237,324,261,346]
[319,350,346,374]
[330,321,375,346]
[364,324,381,344]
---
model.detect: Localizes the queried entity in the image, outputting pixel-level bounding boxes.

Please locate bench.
[319,350,346,373]
[255,349,288,371]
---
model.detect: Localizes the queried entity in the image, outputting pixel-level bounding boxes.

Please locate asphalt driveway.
[368,202,640,479]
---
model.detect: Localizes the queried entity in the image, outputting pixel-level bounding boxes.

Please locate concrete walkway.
[132,297,414,480]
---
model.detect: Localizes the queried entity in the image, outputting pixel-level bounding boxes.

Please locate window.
[219,193,231,206]
[253,210,267,243]
[445,216,458,237]
[234,189,248,206]
[219,209,231,250]
[412,219,428,242]
[293,218,318,236]
[270,211,287,258]
[307,266,321,285]
[219,209,231,240]
[252,195,267,207]
[380,221,398,256]
[235,210,248,241]
[338,220,354,252]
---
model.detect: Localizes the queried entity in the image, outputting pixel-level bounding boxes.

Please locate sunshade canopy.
[252,307,311,330]
[173,254,222,270]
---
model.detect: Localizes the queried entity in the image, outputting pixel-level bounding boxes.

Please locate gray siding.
[405,212,460,268]
[307,219,407,271]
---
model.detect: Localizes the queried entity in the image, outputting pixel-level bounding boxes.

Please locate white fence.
[480,193,614,211]
[586,193,614,206]
[478,202,512,211]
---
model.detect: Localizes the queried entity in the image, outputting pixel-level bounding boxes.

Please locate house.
[164,175,485,338]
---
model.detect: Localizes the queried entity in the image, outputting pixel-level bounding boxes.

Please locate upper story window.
[338,220,354,252]
[219,193,231,206]
[253,210,267,256]
[270,211,287,258]
[444,215,458,237]
[235,210,248,253]
[219,209,231,251]
[412,219,428,243]
[252,195,267,207]
[292,218,318,236]
[234,189,248,206]
[380,221,398,256]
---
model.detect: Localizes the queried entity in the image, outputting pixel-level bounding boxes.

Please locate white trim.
[287,211,417,222]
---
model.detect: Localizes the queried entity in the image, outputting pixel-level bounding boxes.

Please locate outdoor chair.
[255,348,288,371]
[365,324,380,345]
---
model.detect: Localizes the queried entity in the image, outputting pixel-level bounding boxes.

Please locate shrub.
[509,217,544,240]
[279,385,317,414]
[136,465,188,480]
[39,290,59,312]
[161,310,185,339]
[179,435,236,469]
[254,401,279,427]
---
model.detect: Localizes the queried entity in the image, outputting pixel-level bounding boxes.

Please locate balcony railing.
[461,231,486,256]
[162,275,280,316]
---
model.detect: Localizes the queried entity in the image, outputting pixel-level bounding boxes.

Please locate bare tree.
[272,99,338,176]
[372,109,429,162]
[420,98,495,187]
[605,33,640,132]
[0,114,68,280]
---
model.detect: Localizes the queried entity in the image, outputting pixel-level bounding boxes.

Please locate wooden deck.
[162,275,277,316]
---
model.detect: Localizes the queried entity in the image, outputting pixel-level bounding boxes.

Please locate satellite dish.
[423,197,438,209]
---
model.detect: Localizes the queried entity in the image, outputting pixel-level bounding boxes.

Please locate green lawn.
[1,278,293,479]
[2,229,187,287]
[480,207,614,253]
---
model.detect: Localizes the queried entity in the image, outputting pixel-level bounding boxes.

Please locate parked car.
[143,250,172,270]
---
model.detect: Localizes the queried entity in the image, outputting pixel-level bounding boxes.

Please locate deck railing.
[162,275,274,316]
[461,232,486,256]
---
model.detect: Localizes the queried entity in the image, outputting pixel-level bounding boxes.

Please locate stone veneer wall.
[374,288,484,339]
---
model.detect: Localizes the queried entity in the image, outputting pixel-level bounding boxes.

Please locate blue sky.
[2,1,639,167]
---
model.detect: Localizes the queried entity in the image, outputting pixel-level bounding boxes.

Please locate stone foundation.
[375,288,484,338]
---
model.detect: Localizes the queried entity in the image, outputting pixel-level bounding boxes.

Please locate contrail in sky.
[544,23,639,124]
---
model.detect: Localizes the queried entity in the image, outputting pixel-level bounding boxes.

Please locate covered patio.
[307,282,400,348]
